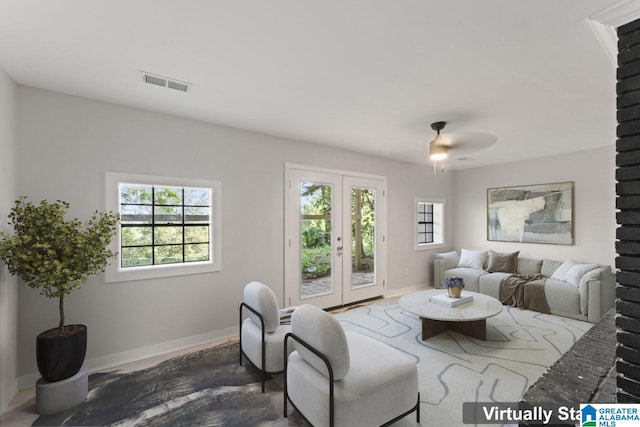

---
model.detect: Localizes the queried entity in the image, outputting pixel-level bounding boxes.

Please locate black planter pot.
[36,324,87,383]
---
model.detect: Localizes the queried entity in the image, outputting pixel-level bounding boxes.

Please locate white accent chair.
[239,281,292,392]
[284,304,420,427]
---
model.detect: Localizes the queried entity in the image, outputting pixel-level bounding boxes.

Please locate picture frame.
[487,181,574,245]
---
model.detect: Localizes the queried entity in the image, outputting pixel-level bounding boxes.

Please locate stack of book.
[429,292,473,307]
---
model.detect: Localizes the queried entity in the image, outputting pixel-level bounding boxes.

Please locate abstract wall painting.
[487,181,574,245]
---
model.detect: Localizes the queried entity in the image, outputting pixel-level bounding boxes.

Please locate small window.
[417,202,434,244]
[415,198,444,250]
[106,173,221,282]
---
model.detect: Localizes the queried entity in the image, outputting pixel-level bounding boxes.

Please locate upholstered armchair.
[284,304,420,427]
[239,281,293,392]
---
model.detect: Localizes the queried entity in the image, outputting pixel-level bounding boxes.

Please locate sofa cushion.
[541,259,564,278]
[544,278,581,315]
[457,249,488,270]
[241,318,291,371]
[444,268,489,292]
[487,250,519,273]
[517,258,543,275]
[478,272,512,299]
[565,263,598,287]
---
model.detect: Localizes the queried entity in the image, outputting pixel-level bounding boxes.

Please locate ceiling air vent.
[167,80,190,92]
[141,71,191,93]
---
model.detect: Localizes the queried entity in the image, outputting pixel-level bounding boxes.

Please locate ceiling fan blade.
[444,131,498,156]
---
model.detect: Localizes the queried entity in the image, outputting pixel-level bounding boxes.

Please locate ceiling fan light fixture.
[429,134,449,160]
[428,121,449,171]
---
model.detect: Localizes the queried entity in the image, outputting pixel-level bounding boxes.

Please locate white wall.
[15,86,453,385]
[0,67,18,413]
[452,146,616,267]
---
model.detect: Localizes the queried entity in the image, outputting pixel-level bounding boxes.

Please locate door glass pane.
[300,182,333,298]
[351,187,375,287]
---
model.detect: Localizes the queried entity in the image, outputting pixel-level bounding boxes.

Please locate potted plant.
[0,197,118,382]
[442,276,466,298]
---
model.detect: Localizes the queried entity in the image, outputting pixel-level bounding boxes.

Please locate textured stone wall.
[617,18,640,403]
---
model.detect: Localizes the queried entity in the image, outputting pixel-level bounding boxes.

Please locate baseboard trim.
[385,283,431,298]
[17,326,238,390]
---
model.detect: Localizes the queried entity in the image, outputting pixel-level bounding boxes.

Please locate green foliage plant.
[301,246,332,280]
[0,197,118,335]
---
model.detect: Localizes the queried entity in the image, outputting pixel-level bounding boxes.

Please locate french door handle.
[336,246,343,256]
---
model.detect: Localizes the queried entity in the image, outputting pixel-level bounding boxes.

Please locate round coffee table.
[399,289,503,341]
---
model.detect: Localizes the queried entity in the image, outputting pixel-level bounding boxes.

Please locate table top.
[399,289,503,322]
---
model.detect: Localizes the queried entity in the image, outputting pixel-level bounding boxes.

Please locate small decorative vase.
[448,287,462,298]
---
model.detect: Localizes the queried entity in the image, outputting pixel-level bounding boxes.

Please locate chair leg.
[417,392,420,423]
[238,305,243,366]
[283,389,288,418]
[283,335,289,418]
[261,334,266,392]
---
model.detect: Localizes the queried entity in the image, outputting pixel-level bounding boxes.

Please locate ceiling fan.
[428,121,497,172]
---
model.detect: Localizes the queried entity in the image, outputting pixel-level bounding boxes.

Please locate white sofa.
[434,250,615,323]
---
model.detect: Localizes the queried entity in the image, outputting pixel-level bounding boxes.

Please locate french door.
[284,165,386,309]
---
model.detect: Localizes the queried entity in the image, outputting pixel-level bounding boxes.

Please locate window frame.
[105,172,222,283]
[414,197,445,251]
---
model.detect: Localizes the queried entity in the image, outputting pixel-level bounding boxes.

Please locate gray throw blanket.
[499,274,550,314]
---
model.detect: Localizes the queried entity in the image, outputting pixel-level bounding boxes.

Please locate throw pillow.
[457,249,488,270]
[517,258,543,275]
[565,263,598,287]
[486,250,519,273]
[550,259,577,281]
[581,266,607,283]
[541,259,564,277]
[435,251,460,269]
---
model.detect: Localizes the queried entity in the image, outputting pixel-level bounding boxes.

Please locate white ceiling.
[0,0,623,169]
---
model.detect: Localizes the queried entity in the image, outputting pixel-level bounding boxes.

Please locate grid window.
[106,172,221,283]
[120,184,211,268]
[415,197,444,250]
[417,202,434,244]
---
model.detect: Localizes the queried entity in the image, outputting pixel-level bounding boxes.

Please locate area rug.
[334,300,593,426]
[33,343,299,427]
[32,300,591,426]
